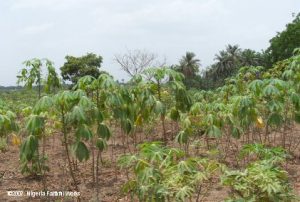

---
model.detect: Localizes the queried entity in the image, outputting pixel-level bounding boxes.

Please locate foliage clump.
[118,142,219,201]
[222,144,296,202]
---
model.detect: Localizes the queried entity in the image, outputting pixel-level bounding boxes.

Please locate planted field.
[1,5,300,201]
[1,51,300,201]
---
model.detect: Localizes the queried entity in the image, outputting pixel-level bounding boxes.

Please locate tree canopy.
[178,52,200,78]
[202,45,269,89]
[267,13,300,64]
[60,53,103,85]
[172,52,202,89]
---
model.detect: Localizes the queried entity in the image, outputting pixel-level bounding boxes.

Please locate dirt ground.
[0,124,300,202]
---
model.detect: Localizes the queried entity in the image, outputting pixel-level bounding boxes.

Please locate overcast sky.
[0,0,299,86]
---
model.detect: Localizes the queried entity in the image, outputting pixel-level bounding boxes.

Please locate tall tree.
[60,53,103,85]
[114,49,166,78]
[214,44,241,78]
[267,13,300,64]
[202,45,263,89]
[178,52,200,78]
[172,52,201,89]
[240,49,263,66]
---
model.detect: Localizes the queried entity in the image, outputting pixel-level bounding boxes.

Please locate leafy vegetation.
[118,142,220,202]
[267,13,300,64]
[0,14,299,202]
[60,53,105,85]
[222,144,296,202]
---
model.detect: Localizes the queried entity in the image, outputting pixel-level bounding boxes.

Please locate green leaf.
[121,118,133,135]
[20,135,38,161]
[76,124,92,140]
[248,79,264,96]
[73,89,86,98]
[121,180,137,194]
[232,127,241,139]
[74,141,89,162]
[262,84,280,96]
[26,115,45,136]
[294,112,300,123]
[175,130,188,144]
[33,96,53,114]
[95,110,104,122]
[97,123,111,140]
[206,125,222,138]
[96,138,107,151]
[76,75,95,90]
[267,113,282,126]
[170,108,180,121]
[291,92,300,110]
[154,101,165,115]
[117,154,138,169]
[96,73,116,89]
[79,96,94,109]
[175,186,194,201]
[54,90,77,109]
[70,106,86,124]
[182,116,191,129]
[190,102,202,115]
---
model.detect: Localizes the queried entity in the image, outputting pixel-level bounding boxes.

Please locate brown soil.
[0,124,299,202]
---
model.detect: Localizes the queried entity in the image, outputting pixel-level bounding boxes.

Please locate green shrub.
[222,144,296,202]
[118,142,220,202]
[0,137,8,152]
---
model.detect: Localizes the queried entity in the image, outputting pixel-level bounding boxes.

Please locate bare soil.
[0,123,299,202]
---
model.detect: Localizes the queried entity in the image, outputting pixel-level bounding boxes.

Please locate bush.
[222,144,296,202]
[118,142,220,202]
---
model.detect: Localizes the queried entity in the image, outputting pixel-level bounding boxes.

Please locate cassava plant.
[17,58,60,99]
[19,114,48,175]
[118,142,220,202]
[222,144,296,202]
[0,109,19,151]
[143,67,189,143]
[0,109,18,138]
[52,90,87,194]
[19,96,54,193]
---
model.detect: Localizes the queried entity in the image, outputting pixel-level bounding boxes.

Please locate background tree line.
[19,13,299,91]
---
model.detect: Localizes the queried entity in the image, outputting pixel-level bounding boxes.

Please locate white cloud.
[9,0,85,11]
[20,23,54,35]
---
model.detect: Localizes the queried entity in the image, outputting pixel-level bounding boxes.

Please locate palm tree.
[214,44,241,78]
[178,52,200,79]
[226,44,241,59]
[240,49,260,66]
